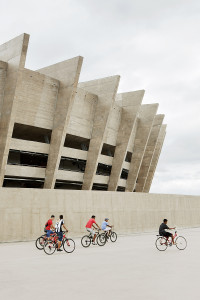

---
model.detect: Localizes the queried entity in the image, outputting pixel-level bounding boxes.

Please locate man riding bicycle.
[101,218,112,238]
[85,215,101,244]
[159,219,176,244]
[55,215,68,252]
[45,215,55,239]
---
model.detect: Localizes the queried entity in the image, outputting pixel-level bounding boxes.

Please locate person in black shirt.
[159,219,176,244]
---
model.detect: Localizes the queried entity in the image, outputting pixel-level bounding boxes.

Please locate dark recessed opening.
[92,183,108,191]
[3,176,44,188]
[120,168,129,180]
[64,134,90,151]
[12,123,52,144]
[7,149,48,168]
[117,186,125,192]
[96,163,112,176]
[101,143,116,157]
[59,157,86,173]
[55,180,82,190]
[125,151,132,163]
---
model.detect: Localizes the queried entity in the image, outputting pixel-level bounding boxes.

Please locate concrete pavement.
[0,227,199,300]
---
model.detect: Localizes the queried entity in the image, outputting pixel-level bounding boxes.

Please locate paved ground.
[0,227,199,300]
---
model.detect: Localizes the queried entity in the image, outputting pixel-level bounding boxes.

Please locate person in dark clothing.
[159,219,176,244]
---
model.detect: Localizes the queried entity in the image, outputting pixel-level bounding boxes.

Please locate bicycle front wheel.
[81,235,91,247]
[63,238,75,253]
[155,237,167,251]
[97,233,106,246]
[110,232,117,242]
[35,236,46,250]
[175,236,187,250]
[44,241,56,255]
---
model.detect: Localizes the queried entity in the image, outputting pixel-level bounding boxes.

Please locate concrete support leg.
[108,90,144,191]
[79,76,120,190]
[125,104,159,192]
[136,114,164,192]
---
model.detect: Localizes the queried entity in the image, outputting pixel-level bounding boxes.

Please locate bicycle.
[35,231,56,250]
[155,229,187,251]
[43,231,75,255]
[81,229,104,247]
[98,228,117,246]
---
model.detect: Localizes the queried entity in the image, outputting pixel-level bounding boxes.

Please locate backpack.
[44,221,49,233]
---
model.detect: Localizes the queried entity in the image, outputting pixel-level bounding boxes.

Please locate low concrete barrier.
[0,188,200,242]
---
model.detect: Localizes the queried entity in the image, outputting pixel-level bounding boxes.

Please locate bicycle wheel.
[44,241,56,255]
[63,238,75,253]
[155,237,168,251]
[110,232,117,242]
[81,235,91,247]
[97,233,106,246]
[175,236,187,250]
[35,236,46,250]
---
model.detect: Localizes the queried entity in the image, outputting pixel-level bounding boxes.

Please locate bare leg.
[57,241,61,249]
[93,234,96,243]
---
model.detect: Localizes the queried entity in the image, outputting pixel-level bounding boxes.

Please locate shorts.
[161,232,172,237]
[57,232,63,241]
[103,227,111,232]
[46,230,54,237]
[86,228,95,237]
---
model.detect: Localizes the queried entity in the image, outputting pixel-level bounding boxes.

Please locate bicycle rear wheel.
[44,241,56,255]
[110,232,117,242]
[155,237,167,251]
[175,236,187,250]
[35,236,46,250]
[97,233,106,246]
[81,235,91,247]
[63,238,75,253]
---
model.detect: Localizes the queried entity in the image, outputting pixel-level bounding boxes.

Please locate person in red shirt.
[45,215,55,239]
[85,215,101,244]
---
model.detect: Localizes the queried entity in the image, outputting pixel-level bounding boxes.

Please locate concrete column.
[0,33,29,186]
[125,104,159,192]
[0,61,8,117]
[107,90,144,191]
[135,114,164,192]
[37,57,83,188]
[143,124,167,193]
[79,76,120,190]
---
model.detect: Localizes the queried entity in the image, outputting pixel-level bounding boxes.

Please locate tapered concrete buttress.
[0,33,30,186]
[37,57,83,188]
[79,75,120,190]
[107,90,145,191]
[135,114,164,192]
[143,124,167,192]
[125,103,159,192]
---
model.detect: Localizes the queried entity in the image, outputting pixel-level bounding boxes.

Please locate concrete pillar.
[79,75,120,190]
[0,33,29,186]
[107,90,144,191]
[135,114,164,192]
[125,103,158,192]
[143,124,167,193]
[37,57,83,188]
[0,61,8,117]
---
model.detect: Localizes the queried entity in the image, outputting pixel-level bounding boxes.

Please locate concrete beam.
[37,56,83,188]
[125,103,159,192]
[108,90,144,191]
[135,114,164,192]
[79,75,120,190]
[0,33,30,186]
[143,124,167,193]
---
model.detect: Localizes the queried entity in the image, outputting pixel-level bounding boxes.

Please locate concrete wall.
[0,188,200,242]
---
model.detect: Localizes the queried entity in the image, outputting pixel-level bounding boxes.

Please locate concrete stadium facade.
[0,33,166,192]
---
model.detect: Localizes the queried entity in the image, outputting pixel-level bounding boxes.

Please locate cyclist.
[101,218,112,238]
[85,215,101,244]
[55,215,68,252]
[159,219,176,244]
[45,215,55,239]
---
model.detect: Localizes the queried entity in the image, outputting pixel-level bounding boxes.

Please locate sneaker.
[57,249,63,252]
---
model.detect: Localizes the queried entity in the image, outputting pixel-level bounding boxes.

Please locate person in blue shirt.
[101,218,112,238]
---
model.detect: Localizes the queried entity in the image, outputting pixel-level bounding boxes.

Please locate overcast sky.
[0,0,200,195]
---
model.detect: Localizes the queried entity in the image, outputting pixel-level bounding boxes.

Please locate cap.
[105,218,109,221]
